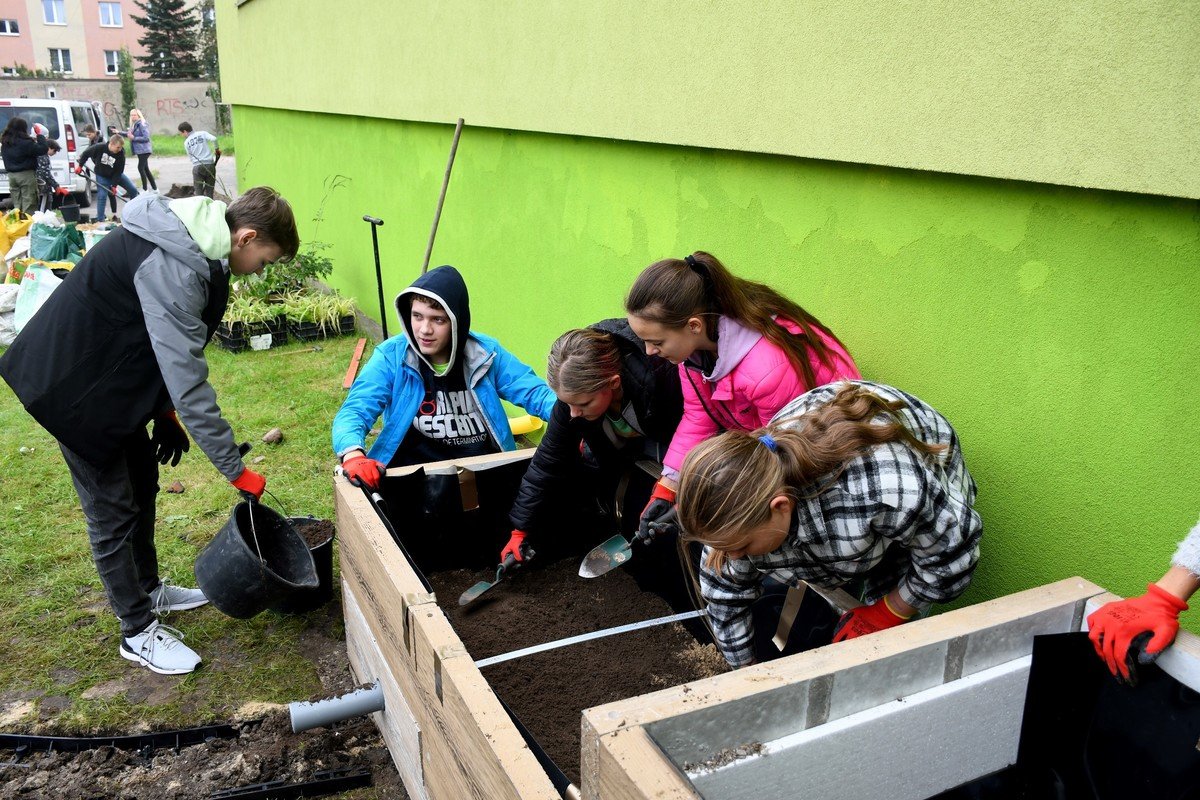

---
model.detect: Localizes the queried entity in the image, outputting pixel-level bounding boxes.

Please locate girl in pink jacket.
[626,251,860,539]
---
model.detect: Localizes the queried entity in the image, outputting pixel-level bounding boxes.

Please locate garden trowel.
[578,507,678,578]
[458,548,533,606]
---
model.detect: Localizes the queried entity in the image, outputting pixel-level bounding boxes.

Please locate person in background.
[499,320,683,564]
[0,187,299,675]
[32,130,71,211]
[1,117,49,215]
[625,250,860,544]
[178,122,219,199]
[127,109,157,191]
[332,265,556,489]
[1087,519,1200,683]
[77,134,140,223]
[675,381,982,667]
[80,124,102,146]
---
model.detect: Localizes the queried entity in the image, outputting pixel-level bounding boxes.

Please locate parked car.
[0,98,107,206]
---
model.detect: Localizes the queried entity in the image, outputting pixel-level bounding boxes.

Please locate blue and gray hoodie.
[332,265,556,464]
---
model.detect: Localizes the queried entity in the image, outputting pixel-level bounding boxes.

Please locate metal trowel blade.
[458,579,497,606]
[578,534,633,578]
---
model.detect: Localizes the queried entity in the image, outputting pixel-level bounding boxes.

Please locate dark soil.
[428,556,729,785]
[292,517,335,548]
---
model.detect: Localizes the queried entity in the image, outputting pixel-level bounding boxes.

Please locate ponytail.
[546,328,622,395]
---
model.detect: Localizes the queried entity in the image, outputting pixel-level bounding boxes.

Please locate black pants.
[59,431,163,638]
[136,153,156,191]
[192,163,216,198]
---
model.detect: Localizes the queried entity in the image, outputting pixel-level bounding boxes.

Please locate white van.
[0,98,108,205]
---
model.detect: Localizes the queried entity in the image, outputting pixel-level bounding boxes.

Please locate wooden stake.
[343,337,368,389]
[422,118,464,273]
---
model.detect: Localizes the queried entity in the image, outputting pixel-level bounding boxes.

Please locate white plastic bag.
[0,283,19,345]
[13,264,63,334]
[31,210,63,228]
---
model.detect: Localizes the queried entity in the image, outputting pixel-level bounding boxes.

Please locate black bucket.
[60,204,80,224]
[269,517,335,614]
[194,501,319,619]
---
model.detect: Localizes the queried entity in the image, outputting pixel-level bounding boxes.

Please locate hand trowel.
[458,546,534,606]
[578,507,678,578]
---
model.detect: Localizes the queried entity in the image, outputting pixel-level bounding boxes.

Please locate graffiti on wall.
[0,78,222,134]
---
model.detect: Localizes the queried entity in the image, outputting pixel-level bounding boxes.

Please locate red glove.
[31,123,48,137]
[1087,583,1187,682]
[341,453,385,490]
[231,468,266,500]
[74,166,83,175]
[832,597,911,642]
[500,530,529,563]
[638,481,678,541]
[54,186,71,196]
[215,148,222,157]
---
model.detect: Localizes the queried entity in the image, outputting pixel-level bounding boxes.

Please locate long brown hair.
[677,383,946,572]
[546,328,621,394]
[624,251,851,389]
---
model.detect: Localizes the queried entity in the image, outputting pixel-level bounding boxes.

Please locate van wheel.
[76,185,93,207]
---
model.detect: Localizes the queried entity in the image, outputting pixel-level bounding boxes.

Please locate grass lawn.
[149,133,235,158]
[0,332,365,733]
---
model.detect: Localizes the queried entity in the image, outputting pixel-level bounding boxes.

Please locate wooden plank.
[385,447,535,478]
[588,726,699,800]
[342,337,368,389]
[339,474,556,800]
[407,601,560,800]
[343,582,427,800]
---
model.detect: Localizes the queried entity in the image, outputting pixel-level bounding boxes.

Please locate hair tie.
[758,434,778,453]
[683,253,716,298]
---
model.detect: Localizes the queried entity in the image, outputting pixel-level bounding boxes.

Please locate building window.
[49,48,71,73]
[0,19,19,35]
[0,66,15,76]
[43,0,65,24]
[99,2,121,27]
[104,50,120,74]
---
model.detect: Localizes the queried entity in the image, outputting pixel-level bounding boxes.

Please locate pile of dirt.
[429,556,729,785]
[0,708,404,799]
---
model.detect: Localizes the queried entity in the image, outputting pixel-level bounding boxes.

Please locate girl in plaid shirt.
[677,381,982,667]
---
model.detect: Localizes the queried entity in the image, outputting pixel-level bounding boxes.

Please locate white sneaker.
[120,621,201,675]
[150,582,209,614]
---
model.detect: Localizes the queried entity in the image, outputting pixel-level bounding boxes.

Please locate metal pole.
[422,117,464,274]
[362,215,387,339]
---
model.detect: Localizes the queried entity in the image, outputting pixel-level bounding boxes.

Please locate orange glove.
[231,468,266,500]
[341,453,385,490]
[832,597,911,642]
[1087,583,1187,683]
[500,530,530,563]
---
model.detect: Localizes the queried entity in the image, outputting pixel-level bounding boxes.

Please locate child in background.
[178,122,219,198]
[332,265,556,489]
[625,250,860,542]
[675,381,982,667]
[34,135,71,211]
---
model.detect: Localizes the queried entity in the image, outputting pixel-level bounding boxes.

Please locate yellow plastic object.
[508,414,543,436]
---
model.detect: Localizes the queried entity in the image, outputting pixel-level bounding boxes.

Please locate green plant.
[283,292,356,334]
[238,242,333,300]
[222,294,281,326]
[118,46,137,124]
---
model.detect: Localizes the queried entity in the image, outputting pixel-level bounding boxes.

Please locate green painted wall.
[217,0,1200,199]
[236,106,1200,619]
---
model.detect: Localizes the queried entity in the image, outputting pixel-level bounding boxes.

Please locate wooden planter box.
[335,454,1197,800]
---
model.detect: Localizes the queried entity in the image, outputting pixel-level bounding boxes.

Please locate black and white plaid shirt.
[700,381,982,666]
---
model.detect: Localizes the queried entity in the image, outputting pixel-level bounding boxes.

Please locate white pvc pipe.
[289,682,385,732]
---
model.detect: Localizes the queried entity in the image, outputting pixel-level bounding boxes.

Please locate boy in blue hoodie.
[332,265,556,489]
[0,187,299,675]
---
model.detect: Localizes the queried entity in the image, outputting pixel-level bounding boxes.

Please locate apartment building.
[0,0,158,79]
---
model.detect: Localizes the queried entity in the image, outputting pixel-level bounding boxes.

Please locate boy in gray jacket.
[0,187,299,674]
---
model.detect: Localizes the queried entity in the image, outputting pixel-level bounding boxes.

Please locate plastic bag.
[13,264,63,334]
[3,210,32,240]
[31,210,63,228]
[29,222,83,262]
[0,284,18,346]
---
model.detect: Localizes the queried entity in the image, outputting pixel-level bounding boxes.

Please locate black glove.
[638,481,679,542]
[151,411,190,466]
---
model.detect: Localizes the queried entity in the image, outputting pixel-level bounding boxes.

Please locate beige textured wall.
[218,0,1200,199]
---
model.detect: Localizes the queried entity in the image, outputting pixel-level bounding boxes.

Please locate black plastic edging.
[497,695,573,798]
[208,766,372,799]
[362,484,433,593]
[0,721,254,754]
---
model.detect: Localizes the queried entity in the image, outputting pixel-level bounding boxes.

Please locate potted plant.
[215,294,288,352]
[284,291,357,341]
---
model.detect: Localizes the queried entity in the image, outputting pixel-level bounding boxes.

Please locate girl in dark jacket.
[499,319,683,563]
[1,117,49,215]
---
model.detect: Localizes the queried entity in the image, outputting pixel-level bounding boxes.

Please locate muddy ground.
[0,581,407,800]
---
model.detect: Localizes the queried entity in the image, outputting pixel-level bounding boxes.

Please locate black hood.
[395,265,471,370]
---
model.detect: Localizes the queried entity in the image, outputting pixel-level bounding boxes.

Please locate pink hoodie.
[662,316,860,479]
